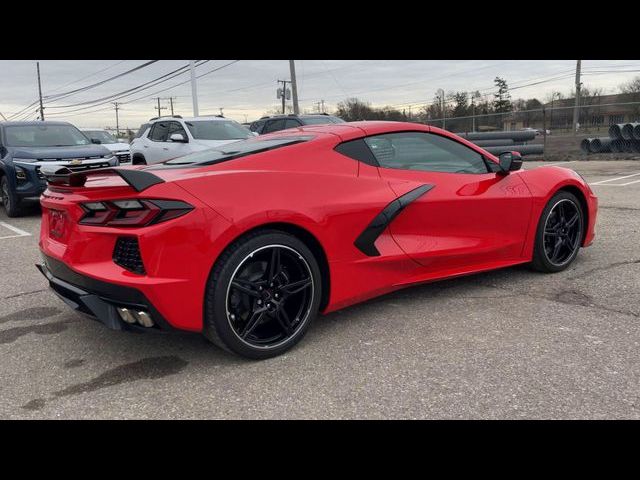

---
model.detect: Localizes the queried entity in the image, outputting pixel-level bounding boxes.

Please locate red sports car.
[37,122,598,359]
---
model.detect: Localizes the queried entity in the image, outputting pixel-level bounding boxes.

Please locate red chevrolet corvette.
[37,122,598,359]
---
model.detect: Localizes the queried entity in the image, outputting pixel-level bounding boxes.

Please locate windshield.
[5,124,91,147]
[302,116,345,125]
[161,136,314,166]
[83,130,118,144]
[185,120,252,141]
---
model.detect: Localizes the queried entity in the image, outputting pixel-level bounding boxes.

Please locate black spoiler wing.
[40,165,164,193]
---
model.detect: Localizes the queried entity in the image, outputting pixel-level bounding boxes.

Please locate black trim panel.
[37,255,175,332]
[354,184,434,257]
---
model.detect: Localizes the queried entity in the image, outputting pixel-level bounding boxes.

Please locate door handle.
[143,145,148,148]
[163,147,169,151]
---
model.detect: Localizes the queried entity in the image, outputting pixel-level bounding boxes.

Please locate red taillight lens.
[80,199,193,227]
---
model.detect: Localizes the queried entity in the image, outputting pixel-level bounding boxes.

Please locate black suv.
[0,121,116,216]
[249,113,345,135]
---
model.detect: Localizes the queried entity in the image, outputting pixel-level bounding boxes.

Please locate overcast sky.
[1,60,639,129]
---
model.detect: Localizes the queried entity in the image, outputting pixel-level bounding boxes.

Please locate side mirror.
[498,151,523,174]
[90,138,102,144]
[251,131,259,137]
[169,133,187,143]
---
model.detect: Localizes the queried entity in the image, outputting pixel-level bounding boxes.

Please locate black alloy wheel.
[204,231,322,359]
[531,191,584,272]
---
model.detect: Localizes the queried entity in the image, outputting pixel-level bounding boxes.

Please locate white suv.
[130,116,254,165]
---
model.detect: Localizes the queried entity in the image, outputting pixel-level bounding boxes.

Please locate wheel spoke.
[275,307,293,335]
[281,277,312,296]
[566,212,579,228]
[240,306,268,338]
[231,281,261,298]
[551,237,563,262]
[268,247,281,282]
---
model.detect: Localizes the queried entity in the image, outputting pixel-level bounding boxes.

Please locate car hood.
[10,144,112,159]
[191,138,246,148]
[100,143,131,153]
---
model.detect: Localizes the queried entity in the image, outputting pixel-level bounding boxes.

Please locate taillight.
[79,199,193,227]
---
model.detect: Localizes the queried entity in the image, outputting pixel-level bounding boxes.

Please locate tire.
[530,190,584,273]
[204,230,322,359]
[132,154,147,165]
[1,175,22,218]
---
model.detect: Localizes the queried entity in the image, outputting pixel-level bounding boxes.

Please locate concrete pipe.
[623,139,634,153]
[610,139,622,153]
[591,137,612,153]
[608,124,624,140]
[456,131,536,142]
[481,144,544,156]
[621,123,639,140]
[632,140,640,153]
[634,124,640,141]
[580,138,593,153]
[472,139,515,147]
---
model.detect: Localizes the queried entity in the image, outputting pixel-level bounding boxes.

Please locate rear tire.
[1,176,22,218]
[204,230,322,359]
[531,191,584,273]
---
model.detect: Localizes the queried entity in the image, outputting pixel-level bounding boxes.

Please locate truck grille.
[113,237,146,275]
[116,153,131,163]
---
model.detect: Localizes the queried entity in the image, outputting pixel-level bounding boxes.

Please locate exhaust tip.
[117,307,154,327]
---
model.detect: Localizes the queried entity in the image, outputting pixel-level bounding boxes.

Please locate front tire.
[531,191,584,273]
[1,176,22,217]
[204,230,322,359]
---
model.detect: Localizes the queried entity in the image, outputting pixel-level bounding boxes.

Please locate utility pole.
[190,60,199,117]
[572,60,581,136]
[219,107,224,117]
[165,97,176,116]
[277,80,291,114]
[320,99,325,113]
[289,60,300,115]
[437,88,445,129]
[471,97,476,132]
[37,62,45,121]
[113,102,121,137]
[152,97,166,118]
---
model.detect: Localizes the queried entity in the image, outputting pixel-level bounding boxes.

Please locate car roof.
[0,120,73,127]
[149,116,230,123]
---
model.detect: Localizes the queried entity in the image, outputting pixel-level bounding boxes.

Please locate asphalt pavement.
[0,160,638,419]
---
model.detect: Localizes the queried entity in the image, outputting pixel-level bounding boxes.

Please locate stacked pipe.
[456,130,543,157]
[584,122,640,154]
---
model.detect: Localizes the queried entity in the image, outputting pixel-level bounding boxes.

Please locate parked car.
[38,121,597,359]
[0,121,117,217]
[129,115,253,165]
[80,128,131,164]
[249,113,345,135]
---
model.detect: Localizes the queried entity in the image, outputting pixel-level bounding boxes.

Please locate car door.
[162,121,192,161]
[145,122,170,163]
[365,130,533,273]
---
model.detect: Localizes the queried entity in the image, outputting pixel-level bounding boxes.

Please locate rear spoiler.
[40,165,164,192]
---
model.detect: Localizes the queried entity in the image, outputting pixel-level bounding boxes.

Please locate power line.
[45,60,128,95]
[43,60,159,102]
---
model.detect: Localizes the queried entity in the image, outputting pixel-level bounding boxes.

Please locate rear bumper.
[37,255,175,332]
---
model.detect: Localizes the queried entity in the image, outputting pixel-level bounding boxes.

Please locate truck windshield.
[5,124,92,147]
[83,130,118,144]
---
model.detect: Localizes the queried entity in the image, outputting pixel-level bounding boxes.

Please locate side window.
[167,121,188,139]
[364,131,488,174]
[284,119,301,129]
[149,122,169,142]
[250,120,265,133]
[263,119,285,134]
[334,138,378,166]
[134,123,150,139]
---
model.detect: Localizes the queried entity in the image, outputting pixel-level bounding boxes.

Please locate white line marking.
[0,221,31,238]
[591,179,640,187]
[590,172,640,185]
[540,161,576,167]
